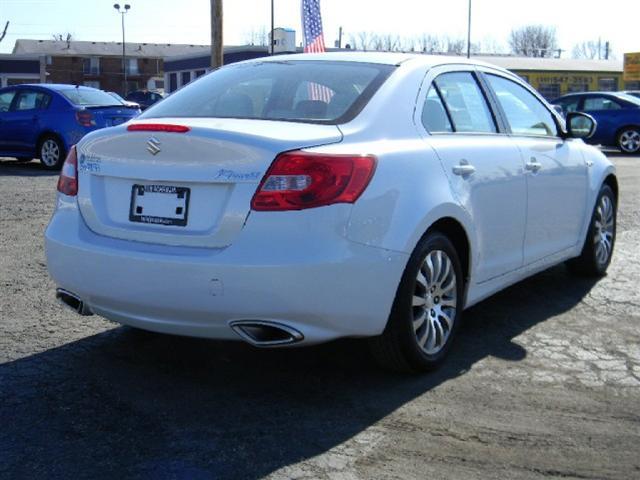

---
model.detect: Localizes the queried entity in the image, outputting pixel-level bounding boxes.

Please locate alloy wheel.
[619,129,640,153]
[41,139,60,167]
[412,250,457,355]
[594,194,614,267]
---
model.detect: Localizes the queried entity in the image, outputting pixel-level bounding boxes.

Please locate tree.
[508,25,558,57]
[52,33,72,42]
[572,40,613,60]
[244,27,268,46]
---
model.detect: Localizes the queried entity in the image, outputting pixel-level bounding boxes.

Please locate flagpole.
[270,0,275,55]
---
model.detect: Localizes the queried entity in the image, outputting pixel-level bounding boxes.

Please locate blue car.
[0,84,140,169]
[552,91,640,154]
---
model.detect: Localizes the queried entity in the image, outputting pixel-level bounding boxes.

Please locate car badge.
[147,136,161,155]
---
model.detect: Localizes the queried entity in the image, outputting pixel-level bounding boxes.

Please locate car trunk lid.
[76,118,343,248]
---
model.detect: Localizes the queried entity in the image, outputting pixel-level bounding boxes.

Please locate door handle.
[452,160,476,177]
[525,158,542,173]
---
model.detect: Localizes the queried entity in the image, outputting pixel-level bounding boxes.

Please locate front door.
[483,73,588,265]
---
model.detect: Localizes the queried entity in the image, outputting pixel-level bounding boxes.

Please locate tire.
[566,184,616,277]
[38,135,66,170]
[369,231,464,372]
[617,127,640,154]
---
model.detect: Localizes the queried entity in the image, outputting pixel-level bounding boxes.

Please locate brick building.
[12,39,211,95]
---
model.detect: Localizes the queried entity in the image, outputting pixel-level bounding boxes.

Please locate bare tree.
[379,34,401,52]
[446,37,466,55]
[572,40,613,60]
[508,25,558,57]
[244,27,268,46]
[52,33,72,42]
[0,21,9,43]
[417,34,444,53]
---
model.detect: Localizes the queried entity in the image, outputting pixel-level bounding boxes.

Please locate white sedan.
[45,53,617,372]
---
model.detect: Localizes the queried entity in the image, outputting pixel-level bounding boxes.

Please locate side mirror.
[566,112,596,139]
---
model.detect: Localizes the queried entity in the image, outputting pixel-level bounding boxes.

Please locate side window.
[434,72,496,133]
[583,96,621,111]
[13,91,51,112]
[486,74,558,137]
[556,97,580,115]
[421,86,453,133]
[0,90,16,112]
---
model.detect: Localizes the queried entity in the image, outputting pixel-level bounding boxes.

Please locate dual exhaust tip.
[55,289,303,347]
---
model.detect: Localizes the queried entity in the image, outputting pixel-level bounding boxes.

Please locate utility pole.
[210,0,223,69]
[337,26,343,49]
[270,0,274,55]
[466,0,471,58]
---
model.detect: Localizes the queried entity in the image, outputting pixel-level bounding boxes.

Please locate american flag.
[302,0,325,53]
[301,0,333,102]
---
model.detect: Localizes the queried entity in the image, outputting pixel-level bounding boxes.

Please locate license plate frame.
[129,184,190,227]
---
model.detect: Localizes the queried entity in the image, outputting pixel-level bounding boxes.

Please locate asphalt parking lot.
[1,154,639,480]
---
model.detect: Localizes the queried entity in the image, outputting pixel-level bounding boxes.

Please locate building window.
[536,83,561,100]
[624,81,640,90]
[83,80,100,89]
[181,71,192,87]
[598,77,618,91]
[195,69,206,78]
[46,55,53,65]
[82,57,100,75]
[519,75,530,84]
[126,58,139,75]
[169,73,177,93]
[567,83,589,93]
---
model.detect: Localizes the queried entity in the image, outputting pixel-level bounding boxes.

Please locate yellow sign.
[624,52,640,82]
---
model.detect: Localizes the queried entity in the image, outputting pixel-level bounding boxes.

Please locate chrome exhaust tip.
[230,320,304,347]
[55,289,93,316]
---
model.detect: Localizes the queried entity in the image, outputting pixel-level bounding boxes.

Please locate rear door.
[417,67,527,283]
[482,71,588,265]
[2,88,51,152]
[0,89,18,150]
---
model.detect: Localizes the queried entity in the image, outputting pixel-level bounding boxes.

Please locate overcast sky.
[1,0,638,57]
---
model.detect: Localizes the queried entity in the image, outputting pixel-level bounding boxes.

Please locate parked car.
[46,53,617,372]
[0,84,141,169]
[107,91,140,110]
[552,91,640,154]
[621,90,640,99]
[125,90,164,110]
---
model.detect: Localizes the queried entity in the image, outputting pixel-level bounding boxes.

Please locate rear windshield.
[61,88,124,107]
[140,61,395,124]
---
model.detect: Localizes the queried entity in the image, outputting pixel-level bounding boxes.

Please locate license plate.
[129,184,190,226]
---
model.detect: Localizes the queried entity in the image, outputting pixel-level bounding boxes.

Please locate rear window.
[140,61,394,124]
[61,88,123,106]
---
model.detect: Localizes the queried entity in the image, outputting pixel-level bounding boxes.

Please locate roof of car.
[7,83,99,91]
[244,51,505,70]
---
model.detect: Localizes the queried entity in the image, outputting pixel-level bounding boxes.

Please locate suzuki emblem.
[147,136,161,155]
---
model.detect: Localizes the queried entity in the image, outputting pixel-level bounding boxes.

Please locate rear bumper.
[45,199,409,345]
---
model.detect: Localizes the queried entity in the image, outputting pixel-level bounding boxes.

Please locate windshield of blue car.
[140,61,395,124]
[61,88,126,107]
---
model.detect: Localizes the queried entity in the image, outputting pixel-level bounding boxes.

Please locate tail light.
[251,151,377,211]
[57,146,78,196]
[75,110,95,127]
[127,124,190,133]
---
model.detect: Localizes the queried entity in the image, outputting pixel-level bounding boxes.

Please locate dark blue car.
[0,84,140,169]
[552,92,640,154]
